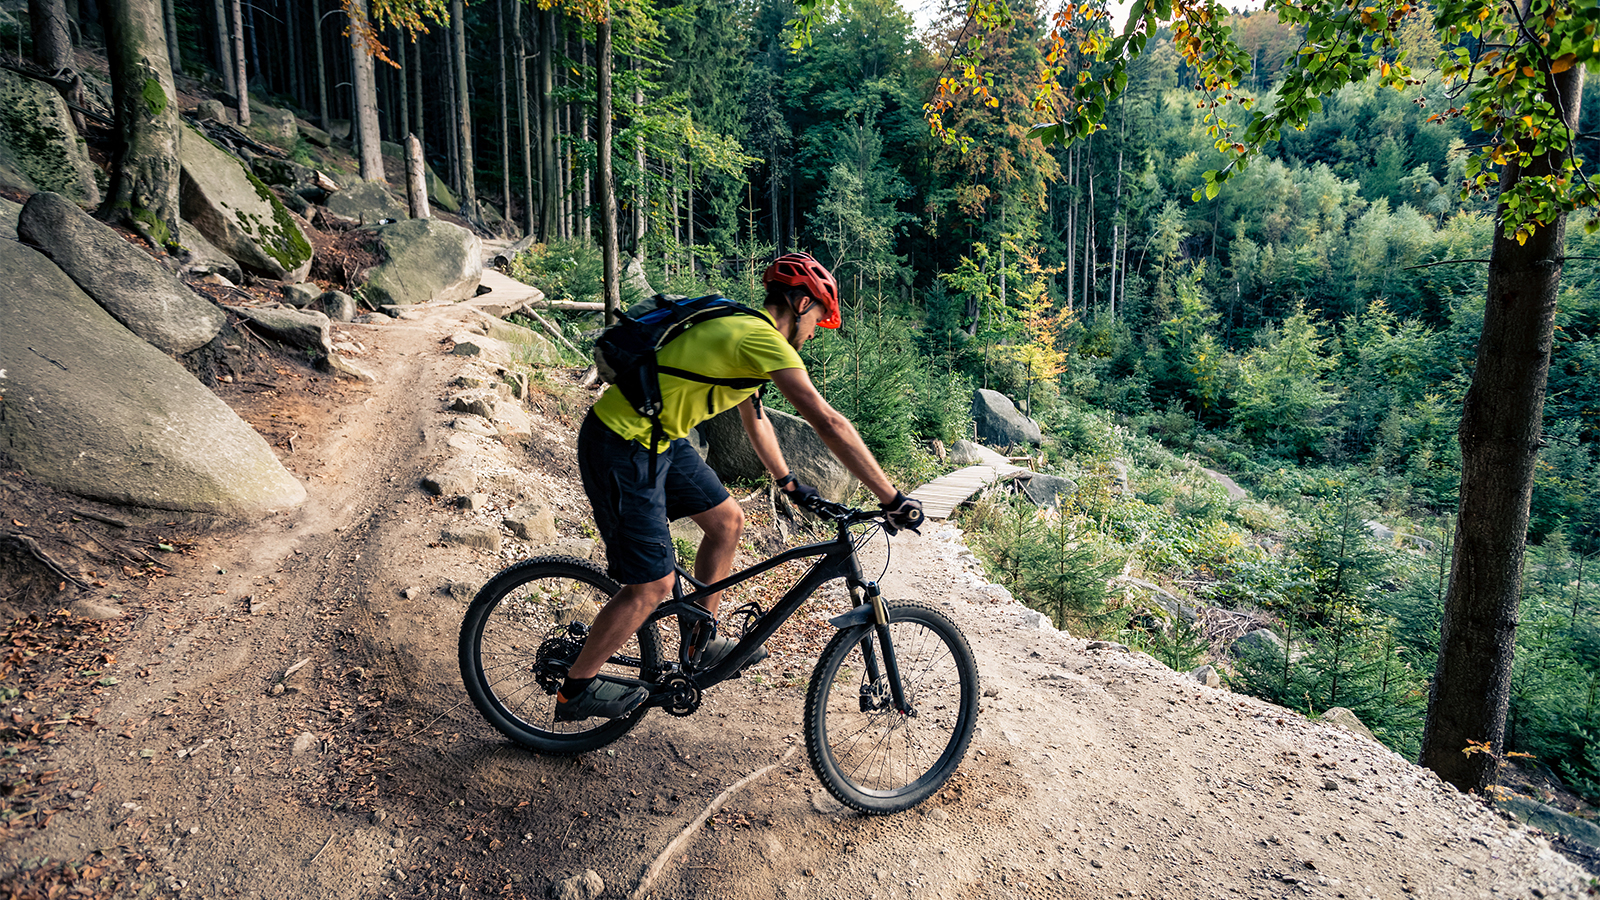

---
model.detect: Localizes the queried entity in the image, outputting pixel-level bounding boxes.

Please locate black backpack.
[593,294,771,467]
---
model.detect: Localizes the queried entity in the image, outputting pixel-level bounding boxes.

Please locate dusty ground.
[1,295,1597,900]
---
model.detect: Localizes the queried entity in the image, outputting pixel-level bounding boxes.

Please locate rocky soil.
[1,295,1596,900]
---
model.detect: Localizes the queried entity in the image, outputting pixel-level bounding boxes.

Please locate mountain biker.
[557,251,925,721]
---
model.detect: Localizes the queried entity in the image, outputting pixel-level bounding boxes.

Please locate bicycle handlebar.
[793,490,896,525]
[795,493,890,527]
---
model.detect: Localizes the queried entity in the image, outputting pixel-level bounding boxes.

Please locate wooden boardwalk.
[911,445,1027,520]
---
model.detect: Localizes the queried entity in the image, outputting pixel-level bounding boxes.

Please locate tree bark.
[349,0,384,182]
[405,133,431,219]
[632,53,646,253]
[514,0,534,235]
[230,0,249,124]
[314,0,329,128]
[395,29,409,149]
[452,0,478,222]
[411,30,424,148]
[597,18,619,325]
[497,0,512,227]
[1419,65,1586,792]
[538,9,557,241]
[29,0,86,131]
[579,36,591,242]
[213,0,234,98]
[100,0,180,249]
[161,0,180,77]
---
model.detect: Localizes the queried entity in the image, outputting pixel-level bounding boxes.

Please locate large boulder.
[1018,472,1076,508]
[0,69,101,205]
[362,218,482,306]
[696,407,858,501]
[17,192,226,355]
[179,125,314,281]
[323,179,405,226]
[425,162,460,213]
[246,98,298,146]
[250,157,336,203]
[972,389,1043,447]
[0,195,19,240]
[235,307,333,356]
[0,239,305,515]
[177,219,244,282]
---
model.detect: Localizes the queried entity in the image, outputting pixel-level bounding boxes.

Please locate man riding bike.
[556,252,925,721]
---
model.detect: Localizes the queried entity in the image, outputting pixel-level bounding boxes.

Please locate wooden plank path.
[910,445,1028,520]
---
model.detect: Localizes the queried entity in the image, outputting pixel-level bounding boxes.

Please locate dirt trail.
[2,297,1594,900]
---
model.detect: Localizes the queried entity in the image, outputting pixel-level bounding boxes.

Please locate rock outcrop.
[362,218,483,306]
[0,195,20,240]
[696,407,859,501]
[17,193,226,355]
[179,125,314,281]
[972,389,1043,447]
[0,239,305,515]
[235,307,334,356]
[0,69,100,205]
[176,219,244,282]
[323,180,406,226]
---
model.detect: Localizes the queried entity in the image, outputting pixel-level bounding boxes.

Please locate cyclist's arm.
[766,367,897,504]
[737,396,793,482]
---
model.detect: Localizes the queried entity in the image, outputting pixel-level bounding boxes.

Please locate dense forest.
[20,0,1600,802]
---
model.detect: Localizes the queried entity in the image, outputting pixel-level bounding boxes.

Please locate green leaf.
[1205,180,1221,200]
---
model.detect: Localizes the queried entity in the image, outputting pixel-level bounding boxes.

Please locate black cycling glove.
[879,491,924,535]
[783,480,822,509]
[777,473,822,510]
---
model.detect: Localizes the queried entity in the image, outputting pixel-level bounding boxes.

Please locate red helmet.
[762,252,841,329]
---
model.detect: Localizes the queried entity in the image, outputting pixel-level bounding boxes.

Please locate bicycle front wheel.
[459,556,662,755]
[804,602,979,814]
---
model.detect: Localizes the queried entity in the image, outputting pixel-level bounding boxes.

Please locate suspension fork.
[856,583,914,716]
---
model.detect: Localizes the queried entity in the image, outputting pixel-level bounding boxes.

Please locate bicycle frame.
[637,517,909,712]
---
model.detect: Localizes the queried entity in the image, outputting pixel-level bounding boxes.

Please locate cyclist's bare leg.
[688,497,743,616]
[566,572,674,680]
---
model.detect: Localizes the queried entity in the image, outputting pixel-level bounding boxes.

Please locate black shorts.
[577,410,730,586]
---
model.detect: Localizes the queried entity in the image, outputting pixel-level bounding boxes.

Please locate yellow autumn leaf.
[1522,66,1536,77]
[1551,53,1576,73]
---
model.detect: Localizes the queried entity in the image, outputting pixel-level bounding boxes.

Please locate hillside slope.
[0,295,1593,900]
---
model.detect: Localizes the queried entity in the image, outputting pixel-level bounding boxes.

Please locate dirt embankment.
[1,296,1595,900]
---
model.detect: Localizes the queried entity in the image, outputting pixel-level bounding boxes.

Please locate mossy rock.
[178,124,313,281]
[0,68,100,205]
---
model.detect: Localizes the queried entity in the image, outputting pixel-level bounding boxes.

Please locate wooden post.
[405,134,431,219]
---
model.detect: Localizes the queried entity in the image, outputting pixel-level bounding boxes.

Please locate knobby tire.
[804,602,979,814]
[459,556,661,755]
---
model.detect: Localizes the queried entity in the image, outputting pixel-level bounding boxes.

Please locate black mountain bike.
[458,497,980,814]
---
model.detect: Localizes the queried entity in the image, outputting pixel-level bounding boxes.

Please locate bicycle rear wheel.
[804,602,979,814]
[459,556,662,755]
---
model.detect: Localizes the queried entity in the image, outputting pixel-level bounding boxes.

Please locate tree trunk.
[497,0,511,227]
[538,9,557,241]
[559,29,571,240]
[597,17,619,325]
[686,157,694,275]
[100,0,180,249]
[213,0,234,98]
[405,133,431,219]
[1419,65,1586,793]
[452,0,477,221]
[314,0,329,128]
[161,0,181,77]
[29,0,86,131]
[230,0,249,124]
[396,30,409,151]
[411,31,424,148]
[514,0,534,235]
[632,54,646,253]
[579,36,592,242]
[349,0,384,182]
